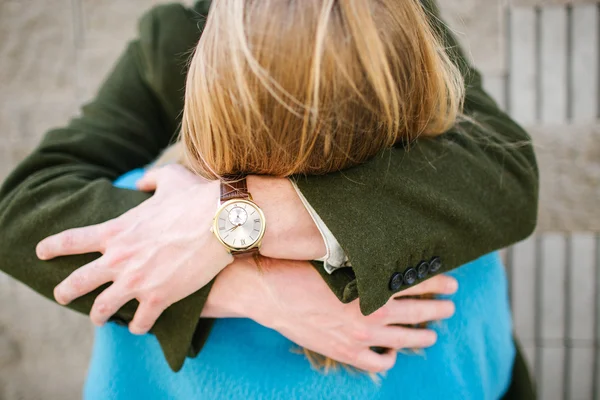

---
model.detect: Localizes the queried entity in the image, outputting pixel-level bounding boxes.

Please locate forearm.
[247,175,327,261]
[0,18,206,371]
[201,257,284,330]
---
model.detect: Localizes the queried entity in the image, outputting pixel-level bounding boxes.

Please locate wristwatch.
[210,178,266,255]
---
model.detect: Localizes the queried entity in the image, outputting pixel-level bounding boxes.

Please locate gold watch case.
[210,198,266,253]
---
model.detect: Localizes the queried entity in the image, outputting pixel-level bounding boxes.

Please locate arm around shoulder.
[295,0,538,315]
[0,4,209,371]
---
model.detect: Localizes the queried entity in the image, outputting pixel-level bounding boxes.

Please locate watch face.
[214,199,266,250]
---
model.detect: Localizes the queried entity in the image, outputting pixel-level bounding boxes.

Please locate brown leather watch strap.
[231,247,260,256]
[220,178,251,203]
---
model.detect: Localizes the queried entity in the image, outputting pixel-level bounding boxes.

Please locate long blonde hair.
[158,0,464,374]
[168,0,464,178]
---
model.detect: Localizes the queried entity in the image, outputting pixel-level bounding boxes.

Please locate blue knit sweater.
[83,170,515,400]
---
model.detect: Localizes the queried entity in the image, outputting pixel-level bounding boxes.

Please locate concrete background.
[0,1,599,399]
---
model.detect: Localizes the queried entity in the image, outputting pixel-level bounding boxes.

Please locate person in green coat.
[0,0,537,398]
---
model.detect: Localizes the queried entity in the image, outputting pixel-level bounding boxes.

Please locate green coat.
[0,0,538,392]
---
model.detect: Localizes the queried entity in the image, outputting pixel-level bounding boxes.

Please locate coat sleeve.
[294,0,539,315]
[0,4,212,372]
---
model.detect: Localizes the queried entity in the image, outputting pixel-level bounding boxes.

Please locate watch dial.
[216,201,264,249]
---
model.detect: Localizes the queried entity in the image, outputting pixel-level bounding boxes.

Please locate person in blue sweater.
[24,0,536,398]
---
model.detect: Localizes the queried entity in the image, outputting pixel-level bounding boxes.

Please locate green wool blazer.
[0,0,538,372]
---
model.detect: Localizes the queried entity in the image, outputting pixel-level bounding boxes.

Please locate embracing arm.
[0,5,212,371]
[293,0,539,315]
[0,0,535,375]
[201,256,458,373]
[0,2,328,372]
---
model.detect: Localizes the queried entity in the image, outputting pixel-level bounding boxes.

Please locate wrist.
[202,260,255,318]
[203,259,287,335]
[247,175,326,260]
[194,179,235,267]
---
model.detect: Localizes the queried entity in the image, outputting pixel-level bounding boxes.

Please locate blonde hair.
[159,0,465,374]
[173,0,464,178]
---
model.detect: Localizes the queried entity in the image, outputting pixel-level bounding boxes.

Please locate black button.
[389,272,403,291]
[404,268,417,285]
[429,257,442,273]
[417,261,429,279]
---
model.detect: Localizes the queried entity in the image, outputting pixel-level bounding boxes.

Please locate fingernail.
[54,288,69,305]
[130,327,148,336]
[446,279,458,293]
[444,302,456,318]
[36,243,47,260]
[424,330,438,346]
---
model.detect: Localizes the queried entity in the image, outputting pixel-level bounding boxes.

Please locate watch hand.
[227,225,240,232]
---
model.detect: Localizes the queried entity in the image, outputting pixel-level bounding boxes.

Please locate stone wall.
[0,1,598,399]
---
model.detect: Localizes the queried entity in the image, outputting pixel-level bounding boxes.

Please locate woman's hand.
[204,257,458,373]
[36,165,233,334]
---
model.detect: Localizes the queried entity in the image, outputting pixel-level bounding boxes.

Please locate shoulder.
[137,1,210,44]
[134,1,211,122]
[135,1,209,70]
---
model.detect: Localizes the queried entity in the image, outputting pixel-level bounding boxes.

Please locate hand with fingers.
[205,257,458,374]
[36,165,233,334]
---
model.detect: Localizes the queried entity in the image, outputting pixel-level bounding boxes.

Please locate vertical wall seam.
[534,235,543,388]
[593,233,600,400]
[71,0,84,104]
[564,234,572,400]
[535,6,542,122]
[566,5,574,122]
